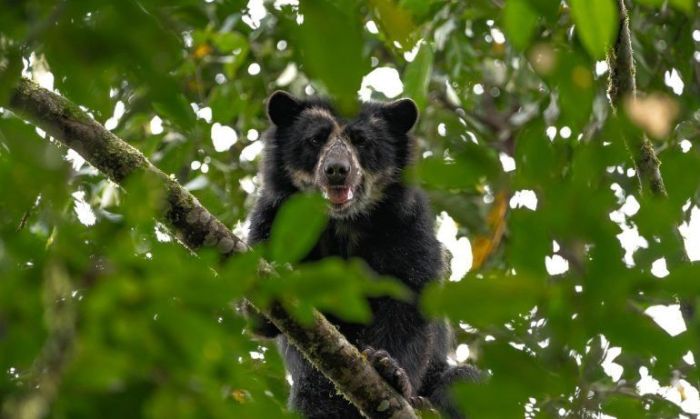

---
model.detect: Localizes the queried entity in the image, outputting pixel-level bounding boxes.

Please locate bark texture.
[607,0,636,108]
[7,78,417,419]
[607,0,667,197]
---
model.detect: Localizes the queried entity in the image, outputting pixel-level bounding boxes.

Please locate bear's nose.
[324,159,350,185]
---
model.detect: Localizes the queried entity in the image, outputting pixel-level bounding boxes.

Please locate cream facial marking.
[286,166,315,190]
[315,136,354,180]
[313,132,365,217]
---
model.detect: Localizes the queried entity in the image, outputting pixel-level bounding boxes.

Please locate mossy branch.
[607,0,636,109]
[607,0,667,198]
[607,0,692,320]
[6,78,417,419]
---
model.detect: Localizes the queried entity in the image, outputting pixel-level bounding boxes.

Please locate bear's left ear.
[381,98,418,134]
[267,90,303,127]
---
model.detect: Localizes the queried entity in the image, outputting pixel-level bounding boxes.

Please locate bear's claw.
[362,346,413,400]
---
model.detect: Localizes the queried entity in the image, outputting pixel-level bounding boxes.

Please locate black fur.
[248,92,475,418]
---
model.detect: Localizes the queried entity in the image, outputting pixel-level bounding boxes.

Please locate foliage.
[1,0,699,418]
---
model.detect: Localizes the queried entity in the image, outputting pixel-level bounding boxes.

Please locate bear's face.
[266,91,418,219]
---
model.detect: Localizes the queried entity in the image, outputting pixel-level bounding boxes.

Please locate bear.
[247,90,478,418]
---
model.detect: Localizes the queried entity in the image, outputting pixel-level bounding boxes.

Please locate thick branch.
[8,79,248,255]
[607,1,692,320]
[6,78,416,419]
[607,0,636,108]
[607,0,667,198]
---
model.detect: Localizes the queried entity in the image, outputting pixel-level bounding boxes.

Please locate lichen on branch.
[606,0,667,199]
[607,0,636,108]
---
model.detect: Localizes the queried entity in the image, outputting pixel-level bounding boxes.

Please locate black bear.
[247,91,477,418]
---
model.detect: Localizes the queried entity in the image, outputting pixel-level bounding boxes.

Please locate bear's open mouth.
[323,186,354,206]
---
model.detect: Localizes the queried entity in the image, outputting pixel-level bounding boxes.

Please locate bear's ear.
[267,91,303,127]
[381,98,418,134]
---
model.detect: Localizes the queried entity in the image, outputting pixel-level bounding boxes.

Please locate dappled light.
[1,0,700,418]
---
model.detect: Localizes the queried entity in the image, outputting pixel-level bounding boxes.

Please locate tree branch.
[6,78,417,419]
[607,0,636,109]
[2,262,76,419]
[607,0,693,320]
[607,0,667,198]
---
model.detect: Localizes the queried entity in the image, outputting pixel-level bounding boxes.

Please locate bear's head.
[265,90,418,219]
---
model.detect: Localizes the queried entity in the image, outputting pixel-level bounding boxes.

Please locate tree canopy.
[1,0,699,418]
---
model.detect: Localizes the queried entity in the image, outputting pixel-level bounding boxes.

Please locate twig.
[1,262,76,419]
[16,195,41,232]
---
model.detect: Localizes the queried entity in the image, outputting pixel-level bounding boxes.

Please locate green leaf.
[295,0,370,115]
[209,84,240,123]
[402,42,433,110]
[638,0,694,13]
[368,0,418,51]
[249,258,410,325]
[599,308,693,368]
[569,0,618,59]
[416,157,478,189]
[152,94,196,132]
[212,31,247,53]
[212,32,250,78]
[414,143,499,191]
[399,0,441,22]
[546,50,596,130]
[421,272,546,328]
[275,258,410,324]
[669,0,694,13]
[603,394,652,417]
[514,120,555,185]
[502,0,539,51]
[269,193,328,264]
[662,264,700,297]
[0,46,21,108]
[634,0,664,6]
[453,341,574,417]
[527,0,561,22]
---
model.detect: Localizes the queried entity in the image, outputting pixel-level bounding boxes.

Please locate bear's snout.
[317,138,359,187]
[323,158,350,185]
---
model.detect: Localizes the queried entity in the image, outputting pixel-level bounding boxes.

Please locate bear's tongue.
[326,186,354,205]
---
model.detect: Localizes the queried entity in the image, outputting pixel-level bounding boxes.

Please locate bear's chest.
[306,219,398,278]
[316,222,362,259]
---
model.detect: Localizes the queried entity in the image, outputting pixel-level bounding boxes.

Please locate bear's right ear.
[267,91,303,127]
[381,98,418,134]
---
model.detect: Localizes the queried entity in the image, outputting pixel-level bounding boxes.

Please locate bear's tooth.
[347,188,354,200]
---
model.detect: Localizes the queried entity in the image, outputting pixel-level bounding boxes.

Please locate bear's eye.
[306,133,325,146]
[305,126,331,146]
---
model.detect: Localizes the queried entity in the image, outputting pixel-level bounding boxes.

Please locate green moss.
[637,139,667,197]
[58,96,93,125]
